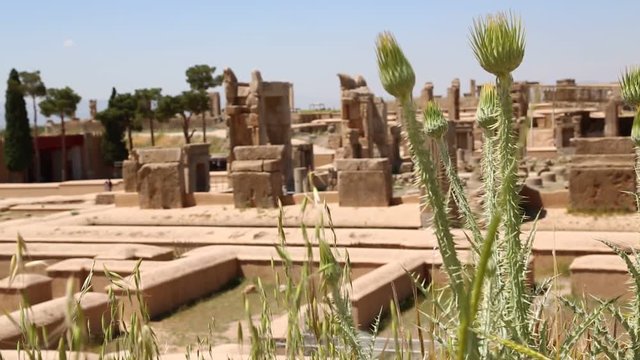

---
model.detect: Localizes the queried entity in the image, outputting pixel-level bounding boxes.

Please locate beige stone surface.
[0,274,52,312]
[138,162,187,209]
[110,249,238,318]
[568,166,636,212]
[0,292,112,349]
[570,254,631,299]
[335,158,390,171]
[572,137,634,155]
[231,171,283,208]
[338,170,392,207]
[233,145,284,161]
[122,159,139,192]
[138,147,183,164]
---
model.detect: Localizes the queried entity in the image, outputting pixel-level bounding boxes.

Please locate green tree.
[134,88,162,146]
[109,93,139,150]
[19,70,46,182]
[39,87,81,181]
[96,88,128,166]
[3,69,33,181]
[157,91,208,144]
[185,64,222,142]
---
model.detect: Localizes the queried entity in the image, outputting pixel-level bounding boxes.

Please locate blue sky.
[1,1,639,127]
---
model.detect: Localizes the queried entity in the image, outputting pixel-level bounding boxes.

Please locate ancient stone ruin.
[122,144,211,209]
[568,137,636,212]
[337,158,392,207]
[230,145,284,208]
[336,74,389,160]
[224,68,294,189]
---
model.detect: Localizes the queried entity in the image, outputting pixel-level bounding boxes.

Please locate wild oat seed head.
[470,12,525,77]
[375,32,416,100]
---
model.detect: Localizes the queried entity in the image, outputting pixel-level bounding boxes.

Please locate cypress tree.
[3,69,33,179]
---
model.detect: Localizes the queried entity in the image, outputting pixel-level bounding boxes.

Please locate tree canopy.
[3,69,33,174]
[39,87,81,119]
[185,64,222,91]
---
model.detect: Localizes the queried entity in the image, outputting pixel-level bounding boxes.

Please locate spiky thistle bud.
[423,101,448,138]
[470,12,525,77]
[476,84,500,130]
[632,110,640,146]
[621,67,640,106]
[375,32,416,101]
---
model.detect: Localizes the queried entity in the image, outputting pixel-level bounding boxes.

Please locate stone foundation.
[231,145,284,208]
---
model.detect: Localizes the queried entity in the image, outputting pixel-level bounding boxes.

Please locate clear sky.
[1,1,638,127]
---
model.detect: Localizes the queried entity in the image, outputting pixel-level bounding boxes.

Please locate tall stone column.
[447,82,460,121]
[604,98,620,137]
[420,82,434,108]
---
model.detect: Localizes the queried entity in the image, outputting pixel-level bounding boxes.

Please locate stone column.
[604,98,620,137]
[447,83,460,121]
[209,92,221,120]
[294,167,309,193]
[420,82,434,107]
[469,79,477,98]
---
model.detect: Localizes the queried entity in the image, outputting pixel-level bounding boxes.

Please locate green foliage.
[422,101,448,139]
[185,64,222,91]
[19,71,46,99]
[96,89,138,164]
[157,91,209,144]
[39,87,81,120]
[134,88,162,123]
[3,69,33,173]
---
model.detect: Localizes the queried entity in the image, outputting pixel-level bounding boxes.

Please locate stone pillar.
[469,79,477,98]
[604,98,620,137]
[209,92,221,121]
[447,83,460,121]
[294,167,309,193]
[420,82,434,107]
[289,83,295,111]
[89,100,97,119]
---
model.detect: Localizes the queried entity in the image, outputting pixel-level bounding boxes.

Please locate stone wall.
[568,137,636,212]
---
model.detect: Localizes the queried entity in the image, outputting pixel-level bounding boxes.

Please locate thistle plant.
[376,11,540,359]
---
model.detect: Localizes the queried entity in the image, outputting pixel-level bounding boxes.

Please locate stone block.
[233,145,284,161]
[569,166,636,212]
[262,159,281,172]
[137,162,187,209]
[95,192,115,205]
[122,159,139,192]
[338,170,392,207]
[335,158,390,172]
[571,137,634,155]
[137,147,183,164]
[231,160,264,172]
[232,172,283,208]
[0,274,52,312]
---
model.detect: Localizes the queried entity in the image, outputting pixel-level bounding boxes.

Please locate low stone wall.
[570,254,631,300]
[0,180,123,198]
[0,293,112,349]
[0,274,52,312]
[110,249,238,319]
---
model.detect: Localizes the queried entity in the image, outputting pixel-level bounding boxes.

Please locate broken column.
[231,145,284,208]
[122,150,140,193]
[604,97,621,137]
[137,148,188,209]
[337,158,392,207]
